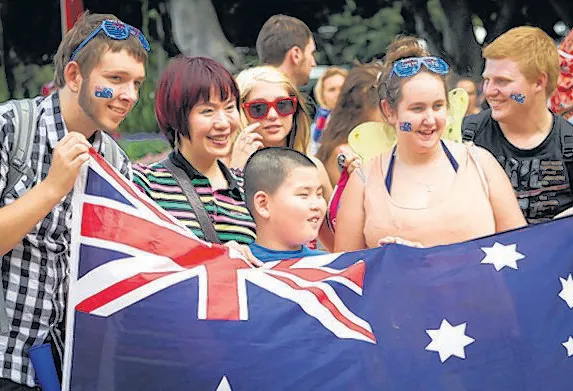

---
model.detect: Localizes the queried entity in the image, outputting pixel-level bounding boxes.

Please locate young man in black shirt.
[462,26,573,224]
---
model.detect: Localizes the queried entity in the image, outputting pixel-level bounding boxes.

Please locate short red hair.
[154,56,240,147]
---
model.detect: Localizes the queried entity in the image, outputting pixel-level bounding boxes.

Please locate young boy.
[243,147,327,262]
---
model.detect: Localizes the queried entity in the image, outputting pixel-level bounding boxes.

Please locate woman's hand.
[377,236,424,248]
[336,146,362,175]
[229,122,264,169]
[224,240,263,267]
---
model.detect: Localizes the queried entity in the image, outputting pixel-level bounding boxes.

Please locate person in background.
[456,77,481,115]
[316,63,384,186]
[256,14,318,119]
[549,27,573,125]
[244,147,327,262]
[335,36,526,252]
[309,66,348,155]
[256,14,317,89]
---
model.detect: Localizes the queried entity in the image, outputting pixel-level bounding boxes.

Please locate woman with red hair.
[132,56,258,250]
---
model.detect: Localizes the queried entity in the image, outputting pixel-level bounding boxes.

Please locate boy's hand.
[43,132,91,199]
[378,236,424,248]
[224,240,263,267]
[230,123,264,169]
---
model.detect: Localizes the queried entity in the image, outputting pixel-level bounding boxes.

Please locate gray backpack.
[0,98,123,333]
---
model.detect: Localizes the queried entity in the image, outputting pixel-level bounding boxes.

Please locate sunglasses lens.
[103,20,129,39]
[394,59,420,77]
[275,98,295,115]
[423,57,449,74]
[247,103,269,118]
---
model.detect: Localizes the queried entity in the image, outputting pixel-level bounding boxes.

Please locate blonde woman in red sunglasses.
[232,66,335,250]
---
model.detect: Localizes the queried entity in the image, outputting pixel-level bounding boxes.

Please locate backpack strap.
[558,116,573,189]
[2,99,38,200]
[461,109,491,143]
[0,99,38,334]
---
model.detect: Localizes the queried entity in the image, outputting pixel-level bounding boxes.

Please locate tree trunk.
[168,0,243,73]
[439,0,483,79]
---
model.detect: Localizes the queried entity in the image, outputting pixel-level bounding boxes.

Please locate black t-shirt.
[465,110,573,223]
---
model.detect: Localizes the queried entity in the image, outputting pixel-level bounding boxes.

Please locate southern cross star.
[559,274,573,309]
[563,336,573,357]
[480,242,525,271]
[425,319,475,363]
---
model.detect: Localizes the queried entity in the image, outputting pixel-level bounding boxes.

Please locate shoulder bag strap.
[161,157,222,244]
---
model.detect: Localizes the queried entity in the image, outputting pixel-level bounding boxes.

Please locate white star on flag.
[559,274,573,308]
[425,319,475,362]
[480,242,525,271]
[563,337,573,357]
[215,376,232,391]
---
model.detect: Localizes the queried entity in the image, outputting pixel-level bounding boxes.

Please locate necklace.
[393,155,439,193]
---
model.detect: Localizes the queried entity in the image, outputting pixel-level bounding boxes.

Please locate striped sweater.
[132,151,256,245]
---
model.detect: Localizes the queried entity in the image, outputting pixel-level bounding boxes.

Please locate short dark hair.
[243,147,316,214]
[54,11,148,88]
[256,14,312,66]
[154,56,240,148]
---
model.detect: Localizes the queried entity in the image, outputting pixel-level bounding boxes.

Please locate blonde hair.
[236,66,310,154]
[313,66,348,108]
[483,26,558,96]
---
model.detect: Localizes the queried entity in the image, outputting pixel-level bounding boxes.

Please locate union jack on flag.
[62,148,573,391]
[62,149,375,390]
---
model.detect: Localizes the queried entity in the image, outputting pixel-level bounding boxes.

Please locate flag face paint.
[94,86,113,99]
[399,122,412,132]
[510,92,525,104]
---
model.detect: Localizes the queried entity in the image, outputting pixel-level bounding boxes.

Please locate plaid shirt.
[0,92,131,387]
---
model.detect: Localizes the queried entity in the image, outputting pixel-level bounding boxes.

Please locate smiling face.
[384,72,448,152]
[181,89,240,162]
[78,49,145,131]
[243,81,294,147]
[482,58,538,123]
[266,166,326,248]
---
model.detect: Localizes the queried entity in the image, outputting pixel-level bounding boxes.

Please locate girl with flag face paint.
[334,36,526,252]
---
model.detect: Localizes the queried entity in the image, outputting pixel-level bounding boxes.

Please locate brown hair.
[483,26,558,97]
[236,66,311,154]
[256,14,313,66]
[53,11,149,88]
[316,63,382,162]
[313,66,349,108]
[377,36,448,111]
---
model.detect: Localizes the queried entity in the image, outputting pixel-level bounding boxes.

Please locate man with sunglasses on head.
[462,26,573,224]
[0,11,149,390]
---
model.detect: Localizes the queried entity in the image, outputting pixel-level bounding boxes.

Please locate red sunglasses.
[242,96,298,119]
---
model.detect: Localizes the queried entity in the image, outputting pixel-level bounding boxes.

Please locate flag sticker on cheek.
[510,92,525,104]
[94,86,113,99]
[399,122,412,132]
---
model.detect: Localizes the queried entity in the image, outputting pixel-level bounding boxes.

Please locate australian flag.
[62,148,573,390]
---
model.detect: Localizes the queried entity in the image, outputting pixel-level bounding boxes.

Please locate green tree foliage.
[322,0,404,64]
